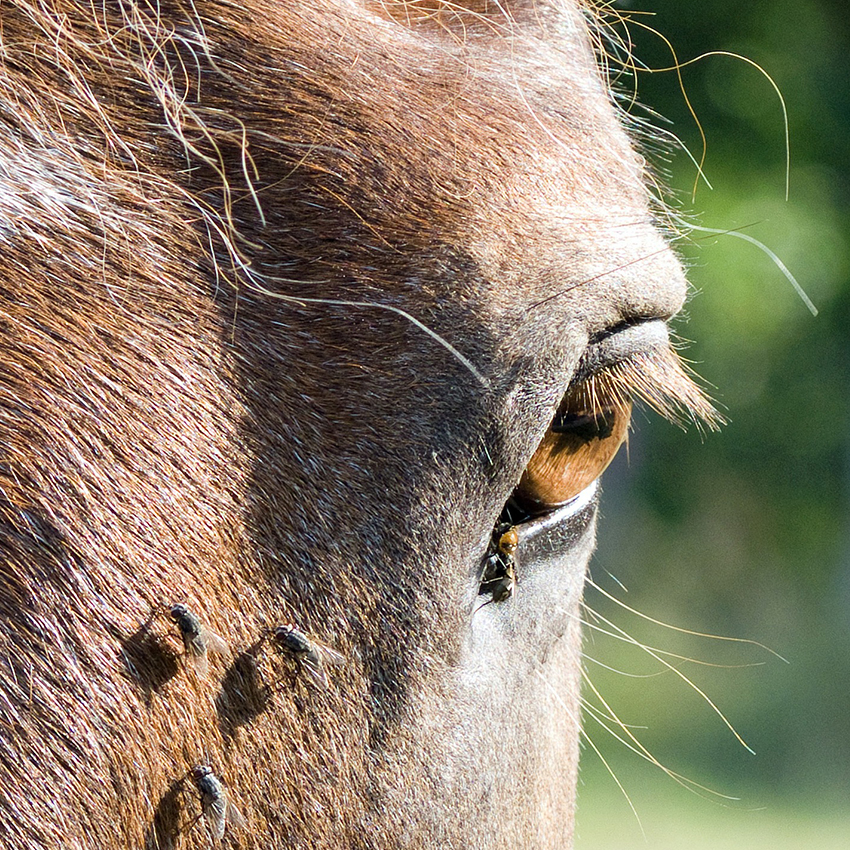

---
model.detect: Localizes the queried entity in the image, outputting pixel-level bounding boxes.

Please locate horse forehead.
[219,3,667,331]
[284,8,641,226]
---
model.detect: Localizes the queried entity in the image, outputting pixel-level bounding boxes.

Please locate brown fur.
[0,1,698,847]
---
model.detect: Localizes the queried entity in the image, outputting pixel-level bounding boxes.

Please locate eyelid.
[572,320,673,385]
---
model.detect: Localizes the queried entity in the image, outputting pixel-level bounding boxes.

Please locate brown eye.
[514,387,631,511]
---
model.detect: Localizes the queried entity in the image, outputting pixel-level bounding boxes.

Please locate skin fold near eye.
[514,389,631,510]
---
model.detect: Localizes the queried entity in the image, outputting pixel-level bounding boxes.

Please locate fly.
[168,604,228,677]
[478,525,519,606]
[267,624,345,688]
[188,764,246,841]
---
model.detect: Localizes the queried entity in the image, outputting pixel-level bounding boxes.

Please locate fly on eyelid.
[478,524,518,605]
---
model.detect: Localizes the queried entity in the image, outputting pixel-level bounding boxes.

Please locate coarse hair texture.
[0,1,708,848]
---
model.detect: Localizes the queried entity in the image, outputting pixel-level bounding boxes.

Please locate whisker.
[579,610,759,668]
[526,246,673,312]
[248,274,490,389]
[586,575,788,661]
[580,695,647,729]
[581,696,643,730]
[581,669,742,801]
[577,604,756,754]
[534,668,645,836]
[582,653,689,678]
[682,223,817,316]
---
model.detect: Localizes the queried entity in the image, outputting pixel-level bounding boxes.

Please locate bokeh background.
[575,2,850,847]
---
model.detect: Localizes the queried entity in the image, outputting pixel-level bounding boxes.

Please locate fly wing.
[187,648,209,678]
[315,644,345,667]
[202,628,228,656]
[225,799,247,831]
[202,794,228,841]
[301,655,329,688]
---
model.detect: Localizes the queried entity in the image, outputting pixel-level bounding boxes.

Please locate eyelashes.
[576,344,723,432]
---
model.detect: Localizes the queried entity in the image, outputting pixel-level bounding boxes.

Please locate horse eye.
[513,387,631,511]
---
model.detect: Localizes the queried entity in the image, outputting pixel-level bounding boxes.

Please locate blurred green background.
[576,2,850,847]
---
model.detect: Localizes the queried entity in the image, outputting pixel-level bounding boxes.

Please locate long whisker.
[580,610,764,669]
[534,669,645,836]
[682,223,817,316]
[247,274,490,388]
[580,694,647,729]
[527,246,673,312]
[585,576,788,661]
[582,653,683,678]
[581,670,742,801]
[578,604,755,753]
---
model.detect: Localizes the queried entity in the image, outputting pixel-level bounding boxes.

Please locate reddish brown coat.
[0,1,698,847]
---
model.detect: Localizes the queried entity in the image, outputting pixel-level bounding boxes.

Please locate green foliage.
[582,0,850,815]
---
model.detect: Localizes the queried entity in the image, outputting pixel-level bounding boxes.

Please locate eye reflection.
[514,388,631,511]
